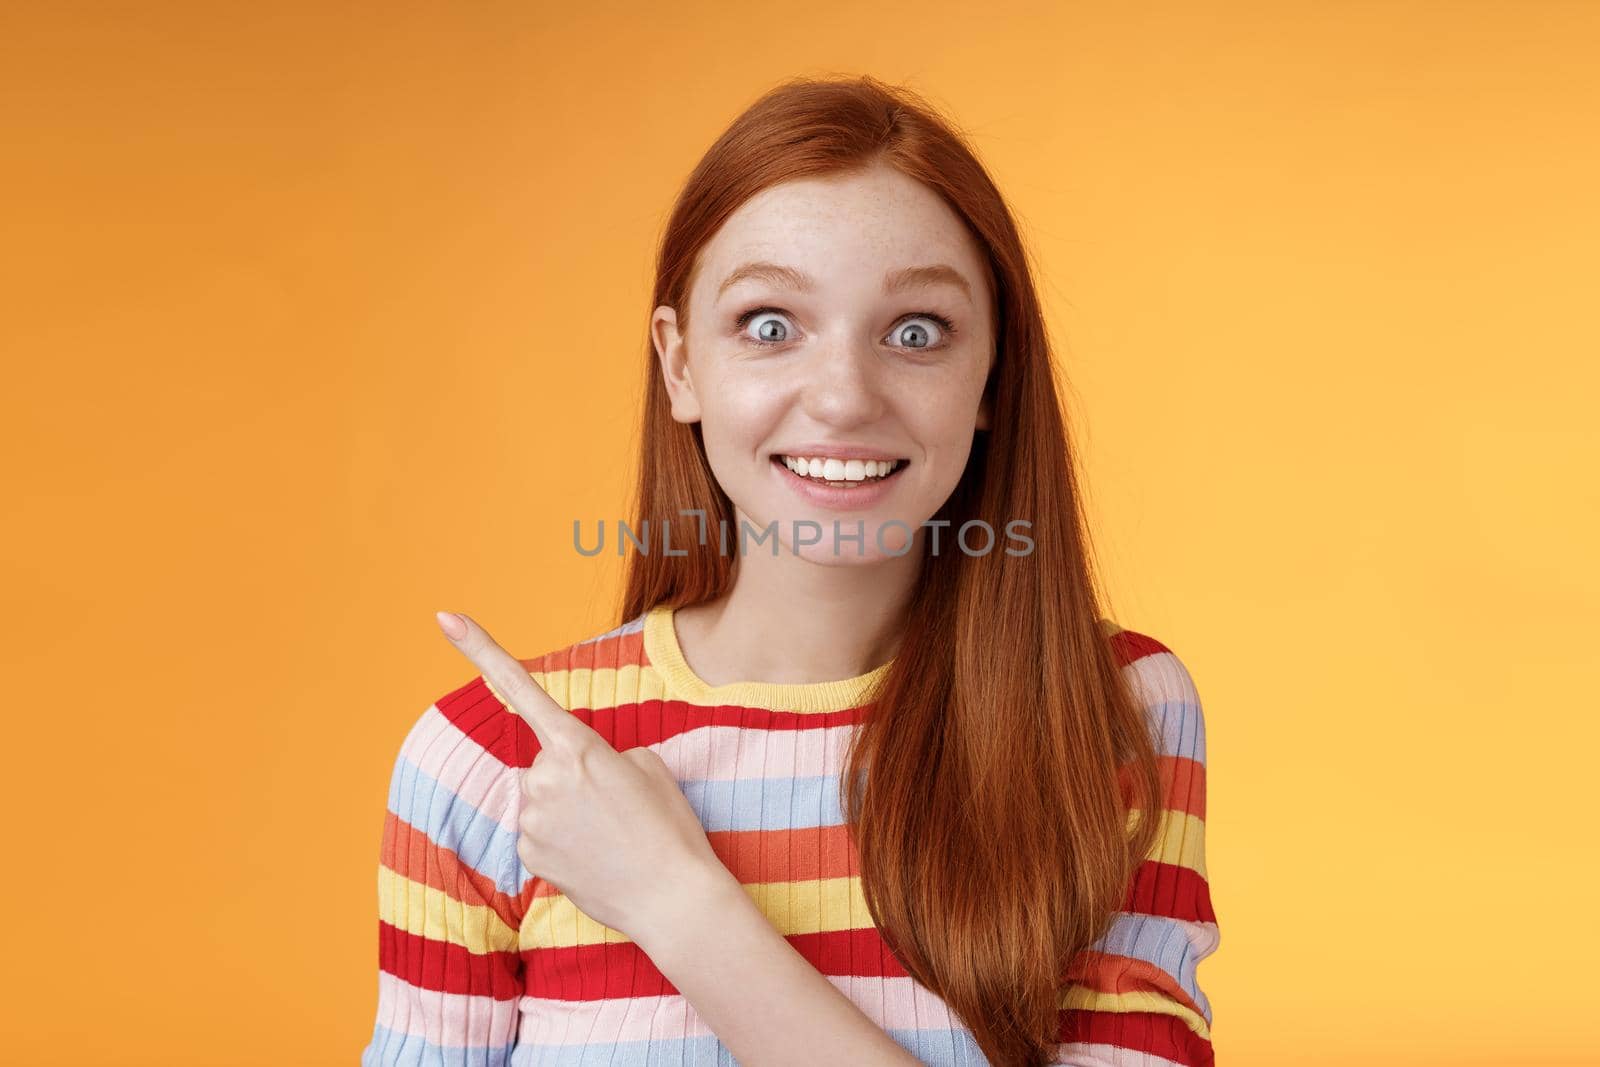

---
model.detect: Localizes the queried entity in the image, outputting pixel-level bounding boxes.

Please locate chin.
[793,540,899,566]
[785,516,918,563]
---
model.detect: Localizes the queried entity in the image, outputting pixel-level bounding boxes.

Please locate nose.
[799,336,888,427]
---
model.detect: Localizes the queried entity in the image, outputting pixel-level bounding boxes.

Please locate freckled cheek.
[901,394,983,452]
[698,377,788,457]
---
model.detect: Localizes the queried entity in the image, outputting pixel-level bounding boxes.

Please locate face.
[651,160,996,565]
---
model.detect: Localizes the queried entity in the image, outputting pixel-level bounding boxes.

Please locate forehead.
[693,165,988,295]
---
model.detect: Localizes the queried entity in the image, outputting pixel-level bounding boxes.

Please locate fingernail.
[435,610,467,640]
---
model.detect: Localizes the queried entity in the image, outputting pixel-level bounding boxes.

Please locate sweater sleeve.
[1049,641,1220,1067]
[360,687,528,1066]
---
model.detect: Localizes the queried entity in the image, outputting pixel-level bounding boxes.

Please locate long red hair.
[618,75,1164,1067]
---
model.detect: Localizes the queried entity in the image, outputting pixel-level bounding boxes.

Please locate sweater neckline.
[642,603,894,714]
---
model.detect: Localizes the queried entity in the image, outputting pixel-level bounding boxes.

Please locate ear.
[652,305,702,424]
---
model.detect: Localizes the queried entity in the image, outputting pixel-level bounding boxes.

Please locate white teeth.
[779,454,904,483]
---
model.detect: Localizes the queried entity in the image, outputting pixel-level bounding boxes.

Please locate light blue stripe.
[506,1026,988,1066]
[387,756,521,897]
[1094,910,1214,1021]
[361,1022,515,1067]
[1149,697,1206,765]
[679,772,848,833]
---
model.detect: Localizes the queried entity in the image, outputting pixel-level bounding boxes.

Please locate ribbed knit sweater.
[360,603,1218,1066]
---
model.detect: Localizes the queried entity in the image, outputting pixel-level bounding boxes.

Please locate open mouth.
[770,453,911,489]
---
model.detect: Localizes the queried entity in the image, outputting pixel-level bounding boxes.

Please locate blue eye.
[737,308,794,345]
[890,315,955,349]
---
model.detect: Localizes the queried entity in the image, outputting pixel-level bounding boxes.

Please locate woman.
[363,76,1218,1067]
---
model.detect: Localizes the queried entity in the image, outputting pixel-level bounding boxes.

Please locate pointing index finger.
[435,610,590,751]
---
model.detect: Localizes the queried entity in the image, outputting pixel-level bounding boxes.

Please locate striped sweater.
[361,603,1218,1066]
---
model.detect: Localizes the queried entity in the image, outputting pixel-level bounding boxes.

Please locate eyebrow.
[716,260,972,301]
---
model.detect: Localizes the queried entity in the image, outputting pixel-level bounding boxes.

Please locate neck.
[673,526,923,687]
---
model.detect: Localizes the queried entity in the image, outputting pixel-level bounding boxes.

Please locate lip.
[770,454,909,511]
[769,443,910,462]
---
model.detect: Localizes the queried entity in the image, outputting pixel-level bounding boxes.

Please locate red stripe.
[534,701,869,755]
[434,679,525,767]
[1059,1008,1213,1066]
[437,679,878,773]
[1109,628,1173,667]
[522,927,910,1000]
[1125,860,1216,924]
[377,921,522,999]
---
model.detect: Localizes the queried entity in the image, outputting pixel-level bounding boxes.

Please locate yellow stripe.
[1127,807,1207,880]
[522,875,874,949]
[378,866,519,953]
[1060,985,1211,1041]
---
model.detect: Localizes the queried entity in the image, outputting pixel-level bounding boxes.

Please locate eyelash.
[733,305,958,350]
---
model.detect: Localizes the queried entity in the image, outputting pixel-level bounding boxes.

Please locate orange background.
[3,3,1597,1064]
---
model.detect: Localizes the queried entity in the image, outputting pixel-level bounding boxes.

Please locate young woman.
[363,77,1218,1067]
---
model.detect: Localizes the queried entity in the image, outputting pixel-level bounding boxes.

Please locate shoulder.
[1100,619,1206,765]
[399,610,654,776]
[519,609,653,714]
[385,672,526,841]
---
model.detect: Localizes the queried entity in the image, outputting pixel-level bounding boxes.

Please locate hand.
[435,609,732,943]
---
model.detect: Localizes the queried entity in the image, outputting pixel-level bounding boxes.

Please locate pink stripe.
[402,707,520,831]
[875,971,965,1039]
[374,970,519,1047]
[1126,651,1199,713]
[516,975,968,1044]
[650,721,856,781]
[1183,918,1221,958]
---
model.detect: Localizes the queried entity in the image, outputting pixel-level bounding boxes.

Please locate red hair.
[619,75,1164,1067]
